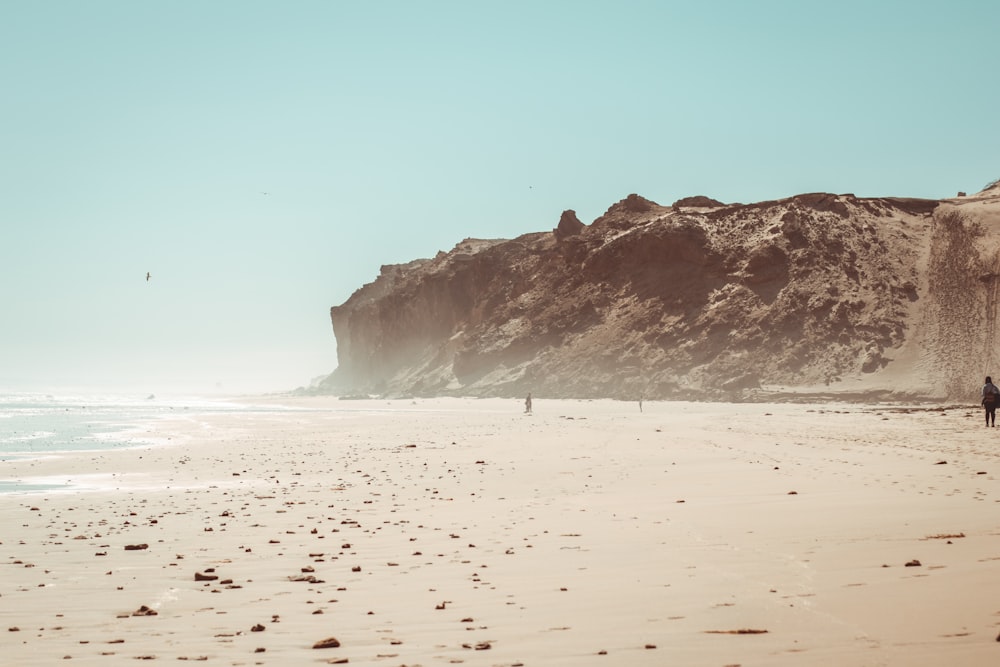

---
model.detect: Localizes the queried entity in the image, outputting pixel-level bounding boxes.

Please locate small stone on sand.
[312,636,341,649]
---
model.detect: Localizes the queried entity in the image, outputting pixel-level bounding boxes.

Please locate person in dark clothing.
[982,376,999,427]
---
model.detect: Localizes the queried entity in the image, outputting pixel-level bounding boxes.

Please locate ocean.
[0,393,276,493]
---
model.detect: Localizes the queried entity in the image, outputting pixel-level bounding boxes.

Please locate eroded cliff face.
[319,184,1000,401]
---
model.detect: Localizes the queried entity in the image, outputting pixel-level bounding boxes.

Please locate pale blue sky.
[2,1,998,394]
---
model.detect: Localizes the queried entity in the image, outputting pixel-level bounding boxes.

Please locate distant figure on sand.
[525,393,532,414]
[982,376,999,427]
[146,272,151,282]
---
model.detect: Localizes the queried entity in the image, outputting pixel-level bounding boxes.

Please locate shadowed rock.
[554,210,585,240]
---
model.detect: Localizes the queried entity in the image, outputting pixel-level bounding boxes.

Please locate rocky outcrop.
[317,185,1000,401]
[553,210,584,240]
[672,195,725,209]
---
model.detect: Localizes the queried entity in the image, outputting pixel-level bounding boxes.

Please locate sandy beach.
[2,397,999,666]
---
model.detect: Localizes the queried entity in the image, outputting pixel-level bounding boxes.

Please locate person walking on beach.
[524,392,532,414]
[982,376,999,427]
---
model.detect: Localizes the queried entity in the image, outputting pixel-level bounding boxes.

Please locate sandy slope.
[2,397,999,666]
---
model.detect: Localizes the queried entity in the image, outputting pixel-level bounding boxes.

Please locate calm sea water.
[0,393,283,493]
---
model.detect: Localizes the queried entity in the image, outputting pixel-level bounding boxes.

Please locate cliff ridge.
[319,184,1000,401]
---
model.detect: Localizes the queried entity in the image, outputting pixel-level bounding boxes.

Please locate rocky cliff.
[318,182,1000,401]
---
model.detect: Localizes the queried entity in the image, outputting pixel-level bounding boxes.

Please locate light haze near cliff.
[2,1,997,394]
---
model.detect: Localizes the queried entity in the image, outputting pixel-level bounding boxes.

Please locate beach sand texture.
[2,397,999,666]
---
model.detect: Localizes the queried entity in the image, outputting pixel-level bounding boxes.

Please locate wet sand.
[2,397,999,666]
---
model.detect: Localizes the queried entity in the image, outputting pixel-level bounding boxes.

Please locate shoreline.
[1,397,998,665]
